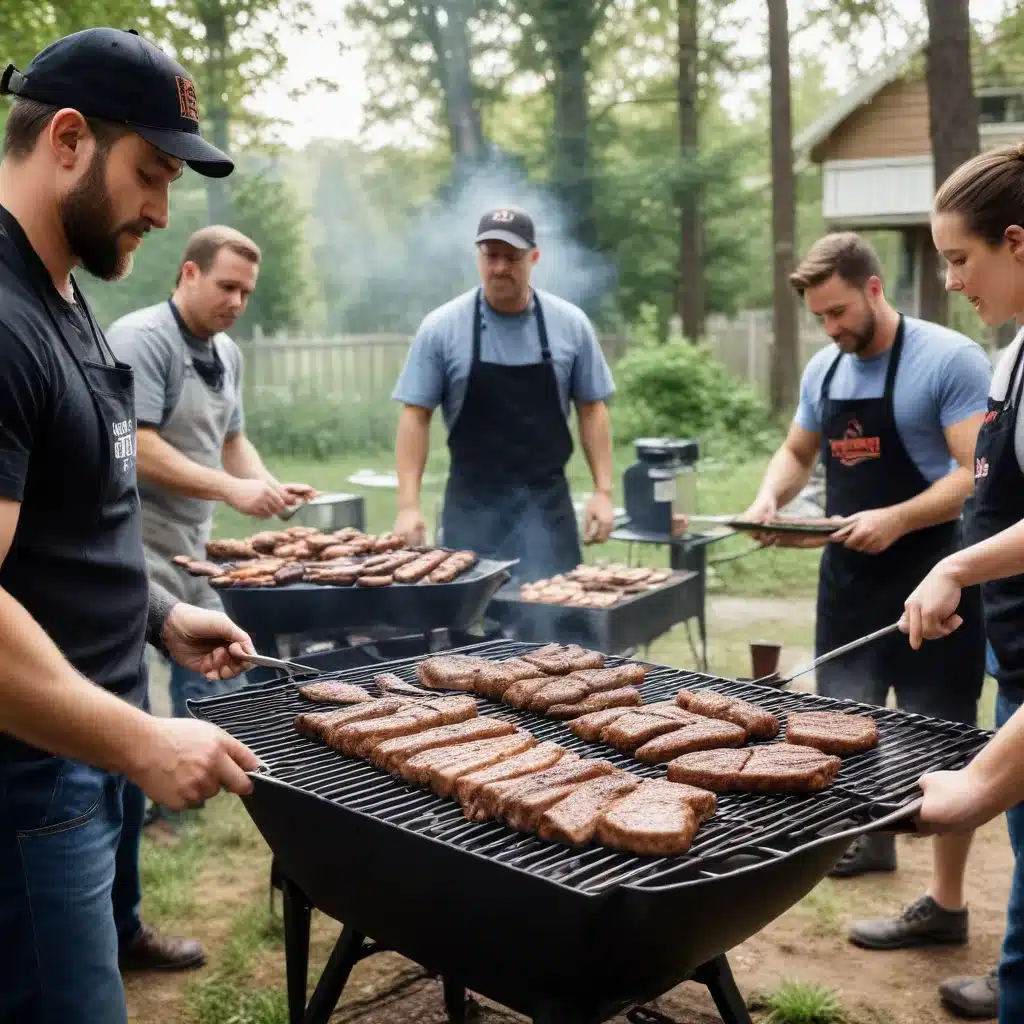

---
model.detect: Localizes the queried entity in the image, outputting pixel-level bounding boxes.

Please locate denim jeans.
[168,657,243,718]
[0,753,128,1024]
[997,689,1024,1024]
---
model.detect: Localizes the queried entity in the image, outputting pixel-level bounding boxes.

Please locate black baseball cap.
[0,28,233,178]
[475,207,536,249]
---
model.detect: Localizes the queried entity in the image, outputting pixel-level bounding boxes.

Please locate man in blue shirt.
[391,207,616,580]
[743,234,992,995]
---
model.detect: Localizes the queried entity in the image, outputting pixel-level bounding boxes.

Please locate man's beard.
[59,151,146,281]
[838,309,876,354]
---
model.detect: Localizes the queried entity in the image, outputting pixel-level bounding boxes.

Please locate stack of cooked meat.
[519,564,673,608]
[170,527,478,589]
[293,695,717,856]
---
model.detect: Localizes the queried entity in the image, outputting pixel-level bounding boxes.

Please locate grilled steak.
[333,705,443,756]
[297,681,374,705]
[633,718,748,764]
[537,772,641,846]
[598,705,696,752]
[372,718,516,770]
[374,673,432,697]
[526,678,590,712]
[666,744,841,793]
[596,779,717,856]
[521,644,605,675]
[418,695,478,723]
[548,688,643,719]
[497,759,618,832]
[426,733,538,796]
[785,711,879,756]
[569,664,648,692]
[455,742,568,811]
[675,688,779,740]
[417,655,488,690]
[475,658,544,698]
[294,698,409,744]
[501,676,554,708]
[469,753,583,822]
[568,706,636,741]
[400,732,535,789]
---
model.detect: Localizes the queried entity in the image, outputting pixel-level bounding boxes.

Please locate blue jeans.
[997,689,1024,1024]
[0,754,128,1023]
[169,657,243,719]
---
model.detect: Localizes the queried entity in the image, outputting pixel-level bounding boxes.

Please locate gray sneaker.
[849,895,968,950]
[939,968,999,1020]
[828,833,897,879]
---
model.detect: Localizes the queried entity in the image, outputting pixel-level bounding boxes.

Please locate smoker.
[622,438,699,536]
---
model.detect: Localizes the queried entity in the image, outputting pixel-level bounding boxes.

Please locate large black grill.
[191,640,992,1024]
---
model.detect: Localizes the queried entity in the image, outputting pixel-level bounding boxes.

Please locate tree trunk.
[922,0,978,325]
[438,0,486,168]
[676,0,704,342]
[552,43,598,251]
[201,0,232,224]
[767,0,799,415]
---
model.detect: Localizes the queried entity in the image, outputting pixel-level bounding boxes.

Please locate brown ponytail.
[933,143,1024,245]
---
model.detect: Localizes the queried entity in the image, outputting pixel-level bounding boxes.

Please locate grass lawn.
[213,446,823,600]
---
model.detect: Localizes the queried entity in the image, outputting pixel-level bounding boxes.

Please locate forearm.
[148,580,178,653]
[891,466,973,534]
[757,446,814,508]
[396,409,430,511]
[578,403,613,494]
[942,515,1024,589]
[223,434,275,484]
[962,706,1024,822]
[138,431,236,501]
[0,586,156,773]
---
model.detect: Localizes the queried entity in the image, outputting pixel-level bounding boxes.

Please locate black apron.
[442,289,581,583]
[0,207,148,701]
[963,335,1024,700]
[816,316,984,705]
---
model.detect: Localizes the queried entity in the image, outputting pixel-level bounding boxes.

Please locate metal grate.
[193,639,992,896]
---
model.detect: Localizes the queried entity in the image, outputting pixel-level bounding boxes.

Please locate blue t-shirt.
[795,316,992,483]
[391,287,616,428]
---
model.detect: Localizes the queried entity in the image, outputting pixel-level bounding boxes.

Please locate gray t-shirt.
[391,287,616,428]
[105,301,244,433]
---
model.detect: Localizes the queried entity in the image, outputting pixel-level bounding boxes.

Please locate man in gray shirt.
[392,207,616,581]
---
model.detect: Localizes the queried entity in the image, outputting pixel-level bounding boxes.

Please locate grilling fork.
[755,621,901,687]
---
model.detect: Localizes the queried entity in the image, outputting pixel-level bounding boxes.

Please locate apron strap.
[1004,335,1024,413]
[533,292,552,363]
[882,314,906,404]
[471,288,483,366]
[820,350,843,402]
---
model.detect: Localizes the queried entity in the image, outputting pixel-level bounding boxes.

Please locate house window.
[979,90,1024,125]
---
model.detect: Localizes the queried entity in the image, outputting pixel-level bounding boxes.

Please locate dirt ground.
[124,597,1011,1024]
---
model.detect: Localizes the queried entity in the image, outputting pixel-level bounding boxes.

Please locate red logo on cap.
[176,76,200,123]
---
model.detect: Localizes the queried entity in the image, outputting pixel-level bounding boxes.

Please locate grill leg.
[304,926,367,1024]
[442,977,480,1022]
[281,877,311,1024]
[692,955,752,1024]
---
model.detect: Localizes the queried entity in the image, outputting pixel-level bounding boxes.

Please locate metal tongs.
[241,652,319,678]
[755,621,901,687]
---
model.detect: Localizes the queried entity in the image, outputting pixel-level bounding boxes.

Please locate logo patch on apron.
[829,416,881,467]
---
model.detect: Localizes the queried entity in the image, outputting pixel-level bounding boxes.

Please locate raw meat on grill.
[374,673,432,697]
[537,773,642,846]
[371,718,517,770]
[785,711,879,756]
[455,743,568,812]
[521,644,605,675]
[568,706,636,742]
[675,689,780,740]
[547,688,643,720]
[474,658,542,698]
[526,678,592,712]
[400,733,536,789]
[666,744,841,793]
[496,759,619,832]
[501,676,555,708]
[598,705,697,753]
[417,655,490,690]
[297,681,374,705]
[596,779,717,856]
[633,718,748,764]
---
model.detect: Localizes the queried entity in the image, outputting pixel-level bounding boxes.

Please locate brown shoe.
[119,922,205,972]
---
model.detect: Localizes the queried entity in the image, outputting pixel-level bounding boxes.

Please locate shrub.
[613,308,780,458]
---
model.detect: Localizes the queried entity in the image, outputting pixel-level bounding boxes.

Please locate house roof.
[793,36,926,160]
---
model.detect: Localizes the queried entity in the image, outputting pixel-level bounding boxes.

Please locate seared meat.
[598,705,696,753]
[332,705,443,756]
[294,698,409,744]
[521,644,605,675]
[475,659,544,699]
[297,681,374,705]
[418,695,479,724]
[425,733,538,796]
[498,759,618,832]
[374,673,432,697]
[675,688,780,740]
[568,706,636,741]
[633,718,748,764]
[537,772,641,846]
[372,718,517,770]
[547,688,643,720]
[394,550,450,583]
[526,678,590,712]
[400,732,535,789]
[666,744,841,793]
[501,676,554,708]
[428,550,478,583]
[455,743,568,812]
[416,655,489,691]
[785,711,879,756]
[596,779,717,856]
[468,753,583,823]
[569,665,648,692]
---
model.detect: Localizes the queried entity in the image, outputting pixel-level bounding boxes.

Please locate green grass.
[214,446,822,600]
[752,981,846,1024]
[796,879,847,938]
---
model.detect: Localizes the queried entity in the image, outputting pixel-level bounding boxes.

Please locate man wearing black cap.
[392,207,616,580]
[0,28,260,1023]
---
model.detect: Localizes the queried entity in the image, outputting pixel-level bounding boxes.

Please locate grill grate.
[193,639,991,895]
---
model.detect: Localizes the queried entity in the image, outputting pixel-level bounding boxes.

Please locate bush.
[244,382,397,459]
[614,308,780,458]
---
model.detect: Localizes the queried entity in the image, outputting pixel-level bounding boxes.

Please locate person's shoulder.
[801,343,838,384]
[0,272,62,379]
[535,288,592,331]
[903,316,989,362]
[106,302,175,343]
[419,289,477,335]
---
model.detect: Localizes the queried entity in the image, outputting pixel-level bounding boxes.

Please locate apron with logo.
[816,316,984,698]
[442,289,582,583]
[963,335,1024,698]
[139,302,236,608]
